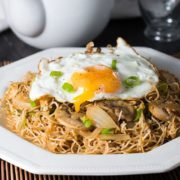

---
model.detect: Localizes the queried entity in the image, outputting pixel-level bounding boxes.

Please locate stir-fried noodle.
[1,69,180,154]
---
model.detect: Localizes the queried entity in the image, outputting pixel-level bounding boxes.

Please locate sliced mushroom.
[116,101,135,121]
[55,108,86,130]
[95,100,135,122]
[148,101,180,121]
[149,102,169,121]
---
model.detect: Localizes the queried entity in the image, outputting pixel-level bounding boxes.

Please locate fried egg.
[29,38,159,111]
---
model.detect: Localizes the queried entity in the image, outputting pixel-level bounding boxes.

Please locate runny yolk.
[71,65,120,112]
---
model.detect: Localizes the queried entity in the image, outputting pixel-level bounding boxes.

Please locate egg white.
[29,38,159,103]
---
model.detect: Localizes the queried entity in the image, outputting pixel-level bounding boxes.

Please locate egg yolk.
[71,65,120,112]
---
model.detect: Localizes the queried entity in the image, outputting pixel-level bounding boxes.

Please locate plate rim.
[0,47,179,175]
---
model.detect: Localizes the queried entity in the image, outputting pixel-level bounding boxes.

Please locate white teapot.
[2,0,114,49]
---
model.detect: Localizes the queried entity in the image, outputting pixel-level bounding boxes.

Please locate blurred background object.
[1,0,114,49]
[0,0,180,57]
[0,0,142,49]
[112,0,140,19]
[138,0,180,42]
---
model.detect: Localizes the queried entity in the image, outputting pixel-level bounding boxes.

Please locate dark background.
[0,18,180,62]
[0,17,180,180]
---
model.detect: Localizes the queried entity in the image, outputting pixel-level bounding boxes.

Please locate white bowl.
[0,47,179,175]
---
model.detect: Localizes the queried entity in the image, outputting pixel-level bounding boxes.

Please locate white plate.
[0,47,179,176]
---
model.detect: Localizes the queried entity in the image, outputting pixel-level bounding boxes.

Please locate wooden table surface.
[0,18,180,180]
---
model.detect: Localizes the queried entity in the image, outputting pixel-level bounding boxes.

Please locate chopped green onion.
[123,76,141,88]
[134,109,142,122]
[158,82,168,94]
[30,100,36,107]
[101,128,114,135]
[50,71,63,78]
[81,116,92,128]
[62,82,74,92]
[111,59,117,70]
